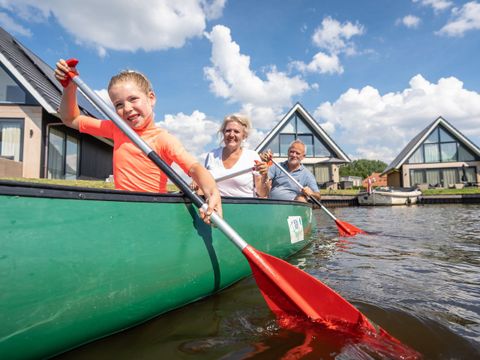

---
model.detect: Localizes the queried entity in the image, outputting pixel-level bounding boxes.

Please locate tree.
[339,159,387,179]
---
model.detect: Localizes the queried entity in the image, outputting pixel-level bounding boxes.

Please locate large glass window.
[425,129,439,143]
[426,169,440,187]
[65,135,79,180]
[314,137,330,157]
[411,167,475,187]
[0,119,24,161]
[424,143,439,162]
[458,144,475,161]
[439,128,455,142]
[47,128,79,179]
[0,65,36,104]
[408,126,477,164]
[409,147,424,163]
[279,134,295,156]
[443,169,458,185]
[261,113,334,158]
[298,134,313,156]
[411,170,426,185]
[440,143,457,162]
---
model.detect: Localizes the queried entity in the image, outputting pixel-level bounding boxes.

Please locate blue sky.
[1,0,480,164]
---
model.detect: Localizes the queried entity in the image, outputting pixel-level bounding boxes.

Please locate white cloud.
[200,0,226,20]
[437,1,480,37]
[314,74,480,163]
[0,12,31,36]
[290,52,343,75]
[397,15,421,28]
[204,25,309,130]
[0,0,226,54]
[412,0,453,12]
[311,16,364,55]
[288,16,364,76]
[156,110,219,159]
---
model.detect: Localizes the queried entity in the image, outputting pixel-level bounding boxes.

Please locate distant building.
[382,117,480,188]
[361,172,387,188]
[256,103,350,189]
[0,26,112,180]
[340,176,363,187]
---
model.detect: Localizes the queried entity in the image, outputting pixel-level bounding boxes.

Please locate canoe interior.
[0,180,315,359]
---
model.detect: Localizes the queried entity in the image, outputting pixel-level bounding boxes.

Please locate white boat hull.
[358,188,422,206]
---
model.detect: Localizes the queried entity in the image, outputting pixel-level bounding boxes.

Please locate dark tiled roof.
[0,26,107,119]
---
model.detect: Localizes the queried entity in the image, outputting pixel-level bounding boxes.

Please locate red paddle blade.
[242,245,375,333]
[335,219,366,237]
[242,246,421,358]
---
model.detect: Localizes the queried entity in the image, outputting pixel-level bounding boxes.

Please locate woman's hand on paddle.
[259,149,273,163]
[254,160,269,176]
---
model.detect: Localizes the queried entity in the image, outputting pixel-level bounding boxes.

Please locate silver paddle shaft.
[270,159,337,221]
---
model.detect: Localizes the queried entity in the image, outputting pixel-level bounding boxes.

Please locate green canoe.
[0,180,315,359]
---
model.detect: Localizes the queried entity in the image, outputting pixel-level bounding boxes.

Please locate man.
[260,140,321,202]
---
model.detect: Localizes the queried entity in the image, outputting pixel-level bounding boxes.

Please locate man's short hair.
[289,139,307,154]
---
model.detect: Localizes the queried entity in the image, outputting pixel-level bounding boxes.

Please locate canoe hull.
[0,181,314,359]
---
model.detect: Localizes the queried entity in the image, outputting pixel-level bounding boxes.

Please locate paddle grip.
[60,58,79,88]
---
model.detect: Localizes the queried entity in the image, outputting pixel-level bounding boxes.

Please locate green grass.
[422,187,480,195]
[0,177,179,191]
[2,177,479,195]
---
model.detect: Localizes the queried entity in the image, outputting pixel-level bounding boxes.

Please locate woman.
[203,114,268,198]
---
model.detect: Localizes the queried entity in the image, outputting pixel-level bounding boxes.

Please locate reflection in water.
[58,204,480,359]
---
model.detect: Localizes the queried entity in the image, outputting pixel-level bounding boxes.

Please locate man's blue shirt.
[268,161,319,201]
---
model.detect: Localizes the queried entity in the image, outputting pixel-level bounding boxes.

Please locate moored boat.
[0,180,315,360]
[357,187,422,206]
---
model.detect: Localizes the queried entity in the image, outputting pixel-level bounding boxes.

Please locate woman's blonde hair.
[219,113,251,139]
[108,70,153,95]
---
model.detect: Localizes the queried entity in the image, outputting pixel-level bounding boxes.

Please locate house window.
[458,144,475,161]
[0,119,24,161]
[279,134,295,156]
[409,147,424,163]
[262,113,334,158]
[314,165,330,184]
[47,128,79,179]
[410,167,475,187]
[0,64,36,104]
[408,126,476,164]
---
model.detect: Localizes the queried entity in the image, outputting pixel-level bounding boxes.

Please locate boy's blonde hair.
[108,70,153,95]
[219,114,252,139]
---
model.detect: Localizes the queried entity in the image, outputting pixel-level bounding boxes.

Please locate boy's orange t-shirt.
[79,118,197,193]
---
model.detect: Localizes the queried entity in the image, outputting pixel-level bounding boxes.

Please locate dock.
[320,194,480,207]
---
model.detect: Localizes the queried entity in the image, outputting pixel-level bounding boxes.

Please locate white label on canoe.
[287,216,304,244]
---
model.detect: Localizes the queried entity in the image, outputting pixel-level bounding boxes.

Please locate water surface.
[58,204,480,359]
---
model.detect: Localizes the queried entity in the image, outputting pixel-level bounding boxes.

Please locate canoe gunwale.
[0,180,312,207]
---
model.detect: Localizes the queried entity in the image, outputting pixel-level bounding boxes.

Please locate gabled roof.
[383,116,480,175]
[0,26,108,119]
[255,102,351,162]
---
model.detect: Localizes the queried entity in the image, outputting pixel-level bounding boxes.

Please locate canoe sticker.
[287,216,304,244]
